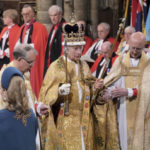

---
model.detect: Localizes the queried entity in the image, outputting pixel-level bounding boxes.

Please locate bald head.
[101,41,112,59]
[101,41,112,50]
[129,32,146,47]
[129,32,146,59]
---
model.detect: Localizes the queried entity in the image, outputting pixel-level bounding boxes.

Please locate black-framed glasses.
[22,58,34,66]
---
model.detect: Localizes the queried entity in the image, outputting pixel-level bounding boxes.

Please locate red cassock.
[18,22,48,98]
[92,37,119,53]
[91,53,118,73]
[0,25,20,61]
[82,36,93,55]
[107,37,119,52]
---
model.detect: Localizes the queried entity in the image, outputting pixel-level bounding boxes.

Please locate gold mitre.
[62,15,86,46]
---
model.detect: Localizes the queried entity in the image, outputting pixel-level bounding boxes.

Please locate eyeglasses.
[98,30,105,33]
[131,46,143,51]
[22,13,30,16]
[22,58,34,66]
[49,14,59,17]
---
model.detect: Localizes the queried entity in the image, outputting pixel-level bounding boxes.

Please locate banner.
[145,5,150,41]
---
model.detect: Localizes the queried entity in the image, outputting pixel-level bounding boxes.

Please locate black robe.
[44,18,65,77]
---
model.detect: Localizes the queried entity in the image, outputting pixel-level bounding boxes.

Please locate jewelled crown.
[62,15,86,46]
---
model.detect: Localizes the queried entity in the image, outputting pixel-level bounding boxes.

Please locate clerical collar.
[25,19,35,29]
[130,54,141,59]
[8,24,15,29]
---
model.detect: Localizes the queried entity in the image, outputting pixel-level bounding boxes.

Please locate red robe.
[0,25,20,61]
[18,22,48,98]
[82,36,93,55]
[92,37,119,52]
[91,53,118,75]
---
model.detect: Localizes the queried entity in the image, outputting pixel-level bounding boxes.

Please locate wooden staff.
[64,41,69,116]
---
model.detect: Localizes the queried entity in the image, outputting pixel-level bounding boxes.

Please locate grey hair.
[124,26,136,33]
[13,44,38,60]
[98,22,110,32]
[48,5,62,15]
[22,4,35,13]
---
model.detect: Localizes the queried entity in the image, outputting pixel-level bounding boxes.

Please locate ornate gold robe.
[39,56,96,150]
[94,51,148,150]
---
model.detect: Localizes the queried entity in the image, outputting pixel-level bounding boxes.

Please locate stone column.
[74,0,87,21]
[37,0,56,31]
[90,0,99,39]
[112,0,119,37]
[56,0,63,9]
[63,0,72,21]
[64,0,87,22]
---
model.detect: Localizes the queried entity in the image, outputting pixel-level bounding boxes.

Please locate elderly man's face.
[129,38,144,59]
[124,29,133,43]
[67,46,83,61]
[101,46,110,59]
[97,25,109,40]
[19,50,36,73]
[22,7,34,23]
[49,9,61,25]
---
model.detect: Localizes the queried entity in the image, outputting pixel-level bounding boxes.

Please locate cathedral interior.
[0,0,124,39]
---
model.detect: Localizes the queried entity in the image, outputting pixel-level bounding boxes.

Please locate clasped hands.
[101,86,128,103]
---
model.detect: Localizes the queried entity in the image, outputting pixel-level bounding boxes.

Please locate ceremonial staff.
[93,18,126,102]
[64,41,69,116]
[64,0,74,116]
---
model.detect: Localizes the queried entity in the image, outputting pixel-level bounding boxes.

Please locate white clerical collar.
[130,58,139,67]
[8,24,15,29]
[25,23,30,26]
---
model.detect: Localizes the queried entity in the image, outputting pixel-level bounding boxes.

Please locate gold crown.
[62,15,85,46]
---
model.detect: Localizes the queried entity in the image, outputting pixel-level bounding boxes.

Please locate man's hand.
[59,83,71,95]
[37,102,49,116]
[111,86,128,98]
[93,79,104,90]
[102,89,111,103]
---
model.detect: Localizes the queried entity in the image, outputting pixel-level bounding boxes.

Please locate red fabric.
[82,36,93,55]
[35,103,38,111]
[0,25,20,61]
[91,53,118,73]
[22,19,36,43]
[30,22,48,98]
[91,54,103,73]
[131,0,138,27]
[92,37,119,52]
[47,22,65,65]
[107,37,119,52]
[18,22,48,98]
[48,25,59,65]
[133,88,138,97]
